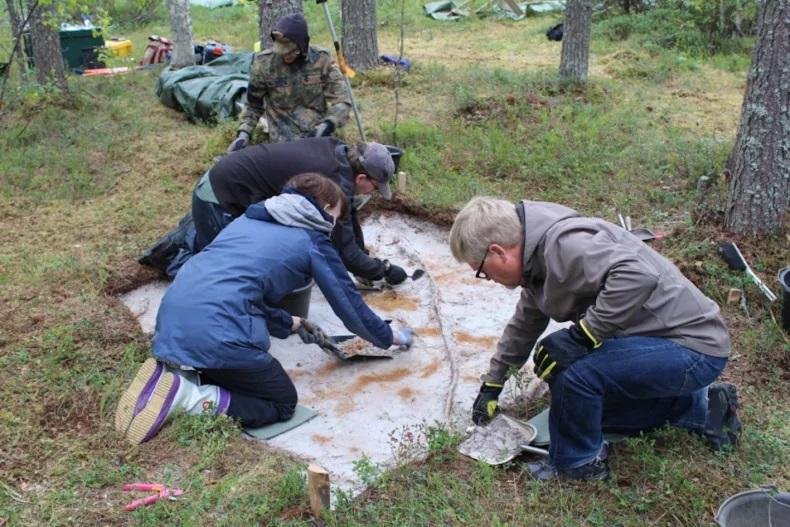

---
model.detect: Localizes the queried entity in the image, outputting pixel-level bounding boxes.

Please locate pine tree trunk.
[341,0,378,72]
[559,0,593,83]
[27,0,68,92]
[6,0,28,76]
[725,1,789,235]
[167,0,195,69]
[259,0,303,50]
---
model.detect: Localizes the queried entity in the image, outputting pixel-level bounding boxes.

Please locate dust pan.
[458,414,538,465]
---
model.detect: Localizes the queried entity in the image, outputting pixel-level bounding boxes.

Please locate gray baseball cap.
[359,142,395,200]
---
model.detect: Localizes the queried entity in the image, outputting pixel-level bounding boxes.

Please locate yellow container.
[106,39,133,57]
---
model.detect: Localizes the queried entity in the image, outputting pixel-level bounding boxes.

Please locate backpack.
[546,23,563,42]
[140,35,173,66]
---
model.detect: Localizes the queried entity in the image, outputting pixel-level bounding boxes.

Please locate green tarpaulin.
[476,1,565,21]
[424,1,470,20]
[156,52,253,123]
[189,0,236,8]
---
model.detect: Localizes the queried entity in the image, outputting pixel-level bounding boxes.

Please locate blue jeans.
[548,336,727,470]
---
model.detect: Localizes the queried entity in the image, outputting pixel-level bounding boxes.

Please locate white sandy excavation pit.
[121,212,566,493]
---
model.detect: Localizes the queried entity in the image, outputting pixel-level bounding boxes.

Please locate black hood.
[272,12,310,56]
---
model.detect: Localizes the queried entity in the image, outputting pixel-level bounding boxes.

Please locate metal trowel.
[323,334,396,362]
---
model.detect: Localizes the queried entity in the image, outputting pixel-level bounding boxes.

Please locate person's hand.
[533,321,601,383]
[392,327,414,350]
[296,319,330,346]
[310,120,335,137]
[383,261,408,285]
[472,382,504,425]
[227,131,250,153]
[291,316,302,332]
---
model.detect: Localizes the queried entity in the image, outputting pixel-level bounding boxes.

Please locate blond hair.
[449,197,522,264]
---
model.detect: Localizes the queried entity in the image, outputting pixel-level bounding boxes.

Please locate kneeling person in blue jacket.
[115,173,413,444]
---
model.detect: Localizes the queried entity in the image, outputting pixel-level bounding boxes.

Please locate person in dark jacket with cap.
[228,12,351,151]
[115,173,414,445]
[193,137,408,285]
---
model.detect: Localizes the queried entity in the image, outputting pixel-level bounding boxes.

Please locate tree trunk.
[559,0,593,83]
[259,0,303,50]
[341,0,379,72]
[6,0,29,76]
[27,0,68,92]
[725,1,789,235]
[167,0,195,68]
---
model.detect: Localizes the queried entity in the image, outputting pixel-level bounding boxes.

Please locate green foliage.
[352,454,383,487]
[595,3,757,55]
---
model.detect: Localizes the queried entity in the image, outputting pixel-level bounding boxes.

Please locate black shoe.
[705,382,742,451]
[526,459,610,482]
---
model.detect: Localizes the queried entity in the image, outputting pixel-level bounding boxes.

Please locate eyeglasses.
[475,247,490,280]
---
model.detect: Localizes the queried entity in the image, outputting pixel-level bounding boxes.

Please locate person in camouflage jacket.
[228,13,351,151]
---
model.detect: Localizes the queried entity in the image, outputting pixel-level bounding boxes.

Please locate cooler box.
[106,39,133,57]
[59,27,104,69]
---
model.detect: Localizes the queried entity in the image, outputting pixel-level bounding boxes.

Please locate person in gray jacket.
[449,197,741,481]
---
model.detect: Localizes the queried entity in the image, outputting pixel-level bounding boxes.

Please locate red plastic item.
[122,482,184,511]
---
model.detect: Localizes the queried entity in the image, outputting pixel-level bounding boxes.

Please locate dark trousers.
[191,192,235,252]
[200,358,297,428]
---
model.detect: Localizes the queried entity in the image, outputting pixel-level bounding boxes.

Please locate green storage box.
[59,27,104,69]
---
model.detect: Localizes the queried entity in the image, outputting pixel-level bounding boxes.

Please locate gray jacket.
[483,201,730,384]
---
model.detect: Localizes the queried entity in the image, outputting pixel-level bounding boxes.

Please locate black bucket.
[385,145,404,173]
[272,280,314,318]
[779,267,790,332]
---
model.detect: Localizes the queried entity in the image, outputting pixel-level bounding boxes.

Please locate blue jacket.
[152,193,393,369]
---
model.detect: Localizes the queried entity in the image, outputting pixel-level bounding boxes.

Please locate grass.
[1,2,788,526]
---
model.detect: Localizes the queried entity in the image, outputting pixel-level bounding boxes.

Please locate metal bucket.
[272,280,314,319]
[715,487,790,527]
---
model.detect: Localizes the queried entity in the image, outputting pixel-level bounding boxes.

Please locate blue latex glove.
[393,327,414,350]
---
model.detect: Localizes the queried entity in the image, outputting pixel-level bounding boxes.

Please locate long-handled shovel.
[717,242,777,302]
[315,0,366,141]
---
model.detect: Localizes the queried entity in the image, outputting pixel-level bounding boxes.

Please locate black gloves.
[383,260,407,285]
[227,131,250,153]
[533,320,601,383]
[472,382,504,425]
[310,120,335,137]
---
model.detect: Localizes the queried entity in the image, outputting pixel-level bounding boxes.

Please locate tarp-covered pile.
[156,52,253,123]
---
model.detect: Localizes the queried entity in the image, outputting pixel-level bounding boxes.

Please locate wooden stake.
[308,464,330,518]
[727,288,742,305]
[397,171,407,194]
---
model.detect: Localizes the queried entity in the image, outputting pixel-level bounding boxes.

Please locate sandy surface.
[121,212,565,494]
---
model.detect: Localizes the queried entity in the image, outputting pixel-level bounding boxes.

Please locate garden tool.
[122,482,184,511]
[717,242,777,302]
[315,0,366,141]
[458,414,547,465]
[299,320,394,361]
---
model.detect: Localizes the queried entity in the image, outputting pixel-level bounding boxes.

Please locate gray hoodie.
[264,193,335,234]
[483,201,731,384]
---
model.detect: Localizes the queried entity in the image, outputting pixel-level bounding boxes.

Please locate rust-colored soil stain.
[335,398,355,415]
[419,360,441,378]
[453,331,498,348]
[350,367,411,391]
[312,434,331,445]
[415,326,442,337]
[363,290,420,312]
[397,387,416,400]
[462,374,480,382]
[317,361,342,376]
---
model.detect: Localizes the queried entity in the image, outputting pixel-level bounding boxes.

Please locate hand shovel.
[324,334,396,362]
